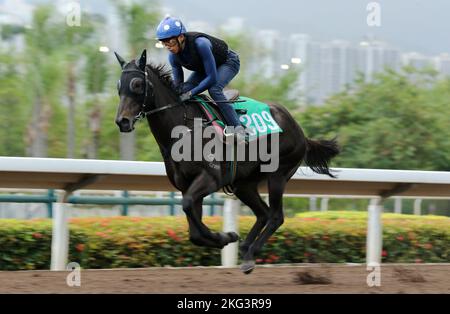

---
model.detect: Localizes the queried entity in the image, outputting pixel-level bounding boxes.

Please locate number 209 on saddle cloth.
[233,96,283,141]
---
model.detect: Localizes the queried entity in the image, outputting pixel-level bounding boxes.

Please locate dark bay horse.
[114,50,340,274]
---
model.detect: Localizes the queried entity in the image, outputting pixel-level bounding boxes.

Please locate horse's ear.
[114,51,126,69]
[137,49,147,71]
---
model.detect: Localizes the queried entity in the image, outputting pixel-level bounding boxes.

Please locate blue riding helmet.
[156,16,187,40]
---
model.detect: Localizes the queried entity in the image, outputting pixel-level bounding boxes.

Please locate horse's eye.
[117,79,122,91]
[130,78,144,94]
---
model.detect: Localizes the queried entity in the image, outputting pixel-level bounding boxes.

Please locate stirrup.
[223,126,234,137]
[223,126,248,144]
[223,126,235,145]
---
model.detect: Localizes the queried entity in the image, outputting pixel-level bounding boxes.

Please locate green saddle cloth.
[232,96,283,140]
[194,96,283,141]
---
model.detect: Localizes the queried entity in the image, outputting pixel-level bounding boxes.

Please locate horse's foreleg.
[185,198,227,248]
[183,171,239,248]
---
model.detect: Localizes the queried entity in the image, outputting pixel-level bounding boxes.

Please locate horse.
[114,49,340,274]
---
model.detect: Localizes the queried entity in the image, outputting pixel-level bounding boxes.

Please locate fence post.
[210,193,216,216]
[121,191,129,216]
[50,193,70,271]
[169,191,175,216]
[394,197,402,214]
[366,198,383,265]
[309,197,317,211]
[221,198,240,267]
[414,198,422,215]
[47,189,55,218]
[320,197,329,212]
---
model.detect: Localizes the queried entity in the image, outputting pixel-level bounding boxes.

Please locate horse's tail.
[304,137,340,178]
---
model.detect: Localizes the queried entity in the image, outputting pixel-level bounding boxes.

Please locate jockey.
[156,16,247,140]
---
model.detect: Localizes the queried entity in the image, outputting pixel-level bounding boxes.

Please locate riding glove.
[175,85,184,95]
[180,91,192,102]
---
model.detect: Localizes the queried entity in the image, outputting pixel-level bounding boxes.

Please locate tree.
[0,52,28,156]
[23,5,66,157]
[18,5,112,159]
[110,0,161,161]
[296,66,450,170]
[83,44,110,159]
[59,13,97,158]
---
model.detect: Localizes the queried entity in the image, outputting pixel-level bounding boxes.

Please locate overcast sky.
[160,0,450,55]
[2,0,449,55]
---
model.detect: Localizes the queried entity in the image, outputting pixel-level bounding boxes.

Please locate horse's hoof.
[227,232,239,243]
[240,260,255,275]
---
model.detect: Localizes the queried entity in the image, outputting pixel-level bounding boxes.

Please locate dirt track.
[0,264,448,294]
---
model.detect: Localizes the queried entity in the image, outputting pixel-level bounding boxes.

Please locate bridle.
[120,65,183,123]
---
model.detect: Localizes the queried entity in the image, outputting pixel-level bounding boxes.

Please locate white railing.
[0,157,449,270]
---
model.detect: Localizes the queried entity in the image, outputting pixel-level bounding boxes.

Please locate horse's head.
[114,49,154,132]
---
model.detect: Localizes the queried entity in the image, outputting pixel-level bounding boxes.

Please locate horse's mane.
[147,63,175,91]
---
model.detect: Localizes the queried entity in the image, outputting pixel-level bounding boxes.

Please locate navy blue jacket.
[169,37,219,95]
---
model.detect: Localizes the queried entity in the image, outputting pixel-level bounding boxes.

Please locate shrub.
[0,212,448,270]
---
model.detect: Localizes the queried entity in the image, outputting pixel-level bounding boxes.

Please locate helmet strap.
[177,35,185,51]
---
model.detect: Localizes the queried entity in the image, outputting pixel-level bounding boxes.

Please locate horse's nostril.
[122,119,130,128]
[117,117,132,131]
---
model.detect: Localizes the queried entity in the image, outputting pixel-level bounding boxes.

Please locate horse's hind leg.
[183,171,239,248]
[240,175,288,274]
[233,181,270,258]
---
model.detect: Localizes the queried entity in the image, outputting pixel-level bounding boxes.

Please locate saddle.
[189,89,246,129]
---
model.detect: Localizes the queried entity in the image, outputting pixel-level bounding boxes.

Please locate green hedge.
[0,211,448,270]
